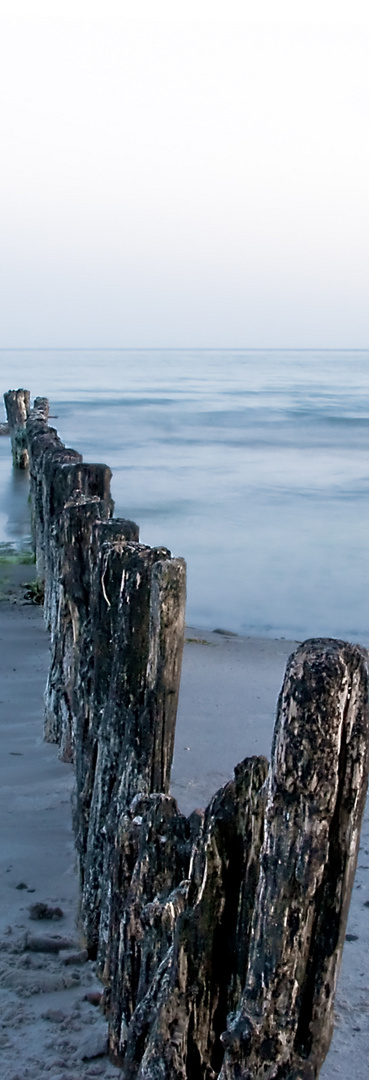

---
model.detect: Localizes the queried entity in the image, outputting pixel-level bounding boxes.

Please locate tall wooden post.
[43,494,114,756]
[77,539,186,962]
[219,639,369,1080]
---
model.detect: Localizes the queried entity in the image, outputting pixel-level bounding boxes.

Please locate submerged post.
[4,388,31,468]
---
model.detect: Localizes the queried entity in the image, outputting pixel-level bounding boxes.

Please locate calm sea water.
[1,348,369,643]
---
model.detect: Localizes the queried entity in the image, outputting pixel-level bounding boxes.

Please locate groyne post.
[79,538,187,961]
[43,494,113,755]
[107,755,268,1077]
[104,640,369,1080]
[26,398,63,576]
[72,518,141,863]
[3,388,31,468]
[219,639,369,1080]
[42,459,114,632]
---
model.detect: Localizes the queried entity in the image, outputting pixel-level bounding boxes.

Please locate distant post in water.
[3,388,31,468]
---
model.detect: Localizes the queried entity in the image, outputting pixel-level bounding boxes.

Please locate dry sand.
[0,566,368,1079]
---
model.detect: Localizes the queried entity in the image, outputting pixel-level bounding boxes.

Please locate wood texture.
[79,541,187,960]
[219,639,369,1080]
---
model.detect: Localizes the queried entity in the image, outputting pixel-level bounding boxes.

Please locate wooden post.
[4,388,31,467]
[26,400,64,575]
[219,639,369,1080]
[107,756,268,1076]
[42,459,114,632]
[99,640,369,1080]
[41,453,84,623]
[43,494,114,755]
[73,518,140,867]
[76,538,186,962]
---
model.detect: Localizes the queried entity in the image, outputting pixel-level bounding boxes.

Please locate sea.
[1,348,369,644]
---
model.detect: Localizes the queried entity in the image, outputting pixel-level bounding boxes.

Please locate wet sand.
[0,569,368,1078]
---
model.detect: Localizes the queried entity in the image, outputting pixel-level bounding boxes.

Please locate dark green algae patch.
[0,544,39,603]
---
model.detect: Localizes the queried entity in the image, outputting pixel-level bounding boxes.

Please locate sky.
[0,2,368,348]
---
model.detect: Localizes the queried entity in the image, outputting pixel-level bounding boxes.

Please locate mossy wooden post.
[76,538,186,962]
[218,639,369,1080]
[4,388,31,468]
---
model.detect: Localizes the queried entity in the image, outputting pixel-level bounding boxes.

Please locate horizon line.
[0,347,368,353]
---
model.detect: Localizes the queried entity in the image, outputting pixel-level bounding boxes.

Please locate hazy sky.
[0,3,368,348]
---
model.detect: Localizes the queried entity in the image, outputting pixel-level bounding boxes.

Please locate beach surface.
[0,567,368,1079]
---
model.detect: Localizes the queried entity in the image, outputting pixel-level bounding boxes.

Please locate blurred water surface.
[1,348,369,641]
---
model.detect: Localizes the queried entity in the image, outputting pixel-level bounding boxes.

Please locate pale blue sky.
[0,4,368,347]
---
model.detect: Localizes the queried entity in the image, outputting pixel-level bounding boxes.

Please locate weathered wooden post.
[4,388,31,467]
[73,518,140,861]
[77,538,187,963]
[41,453,85,620]
[102,639,369,1080]
[26,399,64,575]
[43,494,114,756]
[42,459,114,632]
[218,639,369,1080]
[107,755,268,1076]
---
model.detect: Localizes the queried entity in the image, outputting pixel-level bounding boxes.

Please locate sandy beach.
[0,566,368,1079]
